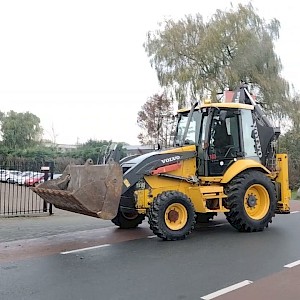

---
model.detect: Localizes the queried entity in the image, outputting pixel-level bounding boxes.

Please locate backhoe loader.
[32,83,291,240]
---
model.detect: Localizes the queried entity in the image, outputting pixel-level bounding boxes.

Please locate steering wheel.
[224,146,236,158]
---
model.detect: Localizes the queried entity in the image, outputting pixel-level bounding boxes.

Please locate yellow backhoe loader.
[32,83,291,240]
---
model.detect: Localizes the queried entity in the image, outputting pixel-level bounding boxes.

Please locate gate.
[0,161,53,216]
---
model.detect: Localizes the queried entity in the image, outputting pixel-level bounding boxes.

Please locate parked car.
[0,169,10,182]
[16,171,42,185]
[5,170,22,183]
[24,173,45,187]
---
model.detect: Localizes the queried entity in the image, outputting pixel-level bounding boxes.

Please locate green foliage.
[0,110,43,150]
[0,144,59,162]
[80,139,111,149]
[279,130,300,158]
[144,2,289,112]
[63,139,127,164]
[291,190,300,200]
[279,129,300,190]
[285,93,300,131]
[66,139,110,163]
[0,139,128,175]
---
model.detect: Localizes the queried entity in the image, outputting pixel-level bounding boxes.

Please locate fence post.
[48,161,54,215]
[41,161,55,215]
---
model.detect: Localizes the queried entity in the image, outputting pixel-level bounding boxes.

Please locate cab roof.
[177,102,254,113]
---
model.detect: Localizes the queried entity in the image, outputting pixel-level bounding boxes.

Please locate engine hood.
[121,151,159,168]
[120,145,197,193]
[121,145,196,174]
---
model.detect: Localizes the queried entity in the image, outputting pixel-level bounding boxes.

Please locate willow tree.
[144,3,289,112]
[287,93,300,131]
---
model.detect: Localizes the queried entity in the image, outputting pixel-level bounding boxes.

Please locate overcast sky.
[0,0,298,145]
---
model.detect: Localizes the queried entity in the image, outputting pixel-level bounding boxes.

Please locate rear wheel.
[225,170,277,232]
[111,210,145,229]
[148,191,196,241]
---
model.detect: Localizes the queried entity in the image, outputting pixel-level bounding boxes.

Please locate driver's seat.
[213,123,233,156]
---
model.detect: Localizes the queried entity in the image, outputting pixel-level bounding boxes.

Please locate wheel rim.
[164,203,188,230]
[244,184,270,220]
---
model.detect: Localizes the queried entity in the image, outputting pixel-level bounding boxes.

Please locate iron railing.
[0,161,53,216]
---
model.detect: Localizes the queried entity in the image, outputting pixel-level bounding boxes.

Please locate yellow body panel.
[135,145,198,210]
[178,102,254,113]
[144,145,197,188]
[275,154,291,212]
[187,185,229,213]
[135,178,229,213]
[200,176,222,183]
[184,187,205,212]
[163,145,197,154]
[220,159,270,183]
[201,102,254,110]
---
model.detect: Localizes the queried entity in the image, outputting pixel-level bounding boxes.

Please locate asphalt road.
[0,202,300,300]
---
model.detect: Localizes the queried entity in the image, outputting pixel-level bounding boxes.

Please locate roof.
[177,102,254,113]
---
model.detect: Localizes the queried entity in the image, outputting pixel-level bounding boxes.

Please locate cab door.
[198,107,242,176]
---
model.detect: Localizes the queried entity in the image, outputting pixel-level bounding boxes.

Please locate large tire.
[111,210,145,229]
[148,191,196,241]
[225,170,277,232]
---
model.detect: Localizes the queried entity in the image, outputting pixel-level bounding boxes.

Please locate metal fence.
[0,161,53,216]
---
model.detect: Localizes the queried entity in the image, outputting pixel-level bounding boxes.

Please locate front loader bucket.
[31,162,123,220]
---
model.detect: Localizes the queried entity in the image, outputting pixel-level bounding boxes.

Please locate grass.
[291,190,300,200]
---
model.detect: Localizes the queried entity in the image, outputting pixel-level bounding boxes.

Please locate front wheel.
[148,191,196,241]
[225,170,277,232]
[111,210,145,229]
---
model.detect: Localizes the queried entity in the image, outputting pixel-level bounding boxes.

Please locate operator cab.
[174,109,201,146]
[174,103,260,176]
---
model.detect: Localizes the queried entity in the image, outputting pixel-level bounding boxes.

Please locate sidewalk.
[0,207,113,243]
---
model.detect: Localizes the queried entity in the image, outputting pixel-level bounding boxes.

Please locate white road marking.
[284,260,300,268]
[291,211,300,214]
[61,244,110,255]
[147,235,157,239]
[201,280,253,300]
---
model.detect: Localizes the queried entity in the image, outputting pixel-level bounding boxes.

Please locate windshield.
[174,110,201,146]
